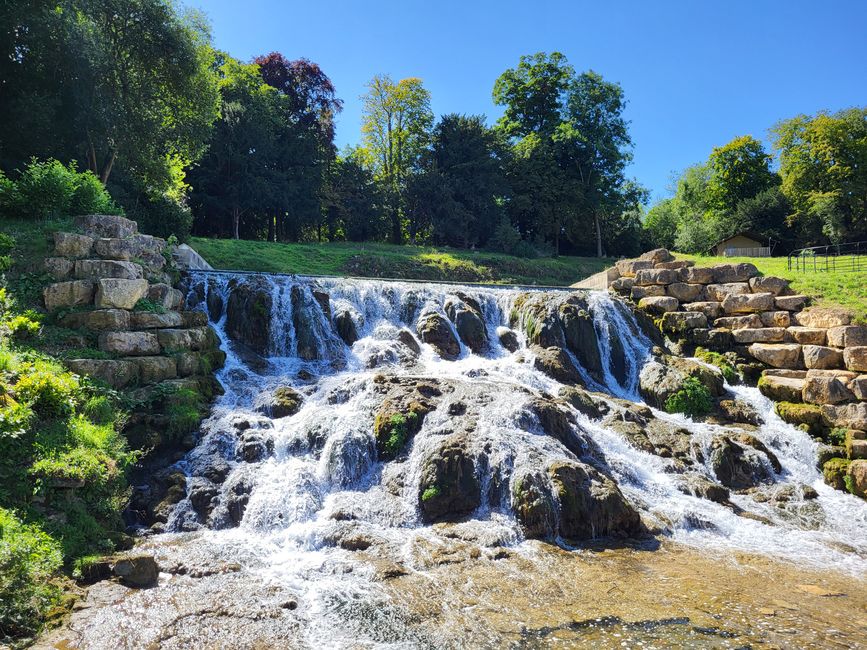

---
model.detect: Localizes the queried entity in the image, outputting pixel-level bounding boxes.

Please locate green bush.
[165,387,204,437]
[13,361,80,419]
[0,233,14,274]
[665,377,713,417]
[0,159,121,221]
[5,315,40,340]
[81,396,115,426]
[695,347,738,383]
[0,508,63,641]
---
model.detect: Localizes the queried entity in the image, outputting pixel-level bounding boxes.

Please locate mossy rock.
[775,402,827,438]
[822,457,851,491]
[695,347,738,383]
[374,407,424,460]
[269,386,303,419]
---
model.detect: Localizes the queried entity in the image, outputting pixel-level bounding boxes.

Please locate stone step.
[99,331,160,356]
[74,259,143,280]
[732,327,789,344]
[43,280,94,310]
[787,326,826,345]
[74,214,138,239]
[60,308,130,331]
[748,343,802,369]
[95,278,149,310]
[53,232,94,258]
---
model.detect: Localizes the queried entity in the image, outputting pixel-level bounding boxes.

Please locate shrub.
[0,233,14,274]
[5,315,40,340]
[695,347,738,383]
[0,508,63,640]
[165,387,204,437]
[14,361,79,419]
[0,159,120,221]
[665,377,713,417]
[81,396,114,426]
[421,485,441,502]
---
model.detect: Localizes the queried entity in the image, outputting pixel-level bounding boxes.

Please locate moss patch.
[823,457,851,491]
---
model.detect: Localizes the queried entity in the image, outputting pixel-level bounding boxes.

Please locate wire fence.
[787,241,867,273]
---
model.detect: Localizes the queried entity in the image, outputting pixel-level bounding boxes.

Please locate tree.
[492,52,573,138]
[706,135,777,214]
[424,114,507,247]
[557,70,640,256]
[360,75,433,243]
[643,199,680,250]
[772,108,867,244]
[322,150,386,242]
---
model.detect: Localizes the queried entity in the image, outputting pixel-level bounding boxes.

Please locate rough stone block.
[795,308,852,329]
[43,257,74,280]
[721,292,775,314]
[759,311,791,328]
[775,295,808,311]
[60,309,130,331]
[130,311,183,329]
[666,283,705,302]
[74,259,143,281]
[827,326,867,349]
[43,280,94,310]
[849,376,867,400]
[822,402,867,431]
[66,358,138,389]
[714,314,763,330]
[610,277,634,295]
[787,326,826,346]
[638,248,674,264]
[93,237,138,261]
[634,268,679,286]
[679,266,715,284]
[615,259,654,277]
[803,345,844,370]
[134,356,178,383]
[95,278,149,310]
[53,232,94,258]
[660,311,707,333]
[74,214,138,239]
[711,263,759,283]
[157,327,211,352]
[683,301,722,320]
[843,347,867,373]
[758,374,804,402]
[175,351,201,377]
[148,283,184,310]
[764,369,807,379]
[637,296,679,315]
[631,285,666,301]
[748,343,802,369]
[99,331,160,356]
[705,282,751,302]
[732,327,789,344]
[180,311,209,328]
[748,275,789,296]
[654,260,693,270]
[803,375,855,405]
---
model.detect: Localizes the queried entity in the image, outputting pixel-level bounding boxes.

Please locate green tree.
[643,198,680,250]
[322,150,387,242]
[492,52,574,138]
[772,108,867,244]
[360,75,433,243]
[706,135,777,214]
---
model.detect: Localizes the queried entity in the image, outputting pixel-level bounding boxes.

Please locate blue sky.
[195,0,867,203]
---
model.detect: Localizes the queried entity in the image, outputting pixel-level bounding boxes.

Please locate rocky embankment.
[42,215,225,530]
[610,248,867,500]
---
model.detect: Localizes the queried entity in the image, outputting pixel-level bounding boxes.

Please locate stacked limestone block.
[612,248,867,498]
[42,215,225,390]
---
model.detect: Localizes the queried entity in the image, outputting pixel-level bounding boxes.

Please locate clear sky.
[194,0,866,203]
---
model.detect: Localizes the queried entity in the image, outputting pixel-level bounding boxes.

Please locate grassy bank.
[190,237,612,286]
[680,254,867,321]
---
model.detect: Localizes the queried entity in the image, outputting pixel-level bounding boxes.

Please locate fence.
[724,246,771,258]
[787,241,867,273]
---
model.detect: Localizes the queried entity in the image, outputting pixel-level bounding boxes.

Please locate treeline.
[644,109,867,254]
[1,2,644,257]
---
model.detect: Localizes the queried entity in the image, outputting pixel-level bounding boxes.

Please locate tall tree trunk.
[100,151,117,185]
[268,215,275,242]
[232,206,240,240]
[594,212,603,258]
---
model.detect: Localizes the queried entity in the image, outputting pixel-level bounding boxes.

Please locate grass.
[189,237,612,286]
[679,253,867,321]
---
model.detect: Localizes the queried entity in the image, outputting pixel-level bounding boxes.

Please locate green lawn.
[190,237,613,287]
[680,253,867,321]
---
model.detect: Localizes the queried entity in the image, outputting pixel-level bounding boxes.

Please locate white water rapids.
[119,272,867,648]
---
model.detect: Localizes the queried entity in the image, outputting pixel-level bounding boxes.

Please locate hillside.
[189,237,612,287]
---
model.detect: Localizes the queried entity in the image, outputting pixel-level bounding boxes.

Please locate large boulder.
[638,248,675,265]
[748,343,802,369]
[496,326,519,352]
[748,276,789,296]
[821,402,867,431]
[634,268,679,286]
[111,553,158,588]
[226,278,272,355]
[758,374,804,402]
[510,470,556,538]
[803,345,844,370]
[74,214,138,239]
[709,434,779,490]
[721,292,775,314]
[827,326,867,348]
[637,296,679,315]
[260,386,303,419]
[615,259,654,277]
[848,460,867,498]
[43,280,94,310]
[417,312,461,360]
[794,308,852,329]
[98,331,160,356]
[61,308,131,331]
[334,308,359,346]
[558,298,602,379]
[531,345,582,384]
[372,378,441,459]
[418,435,480,522]
[802,375,854,405]
[95,278,149,310]
[843,347,867,373]
[66,358,139,389]
[547,460,642,541]
[680,266,715,284]
[290,285,323,360]
[73,259,142,281]
[445,295,488,354]
[638,353,724,410]
[53,232,94,258]
[710,263,759,283]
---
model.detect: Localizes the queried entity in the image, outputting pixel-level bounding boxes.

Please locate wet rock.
[531,345,582,384]
[418,436,480,522]
[558,298,602,379]
[511,470,556,538]
[710,434,779,490]
[717,399,761,426]
[509,293,564,348]
[373,379,441,459]
[334,308,359,345]
[638,353,724,410]
[397,329,421,355]
[226,277,272,355]
[237,431,273,462]
[558,385,611,420]
[206,282,224,321]
[822,458,850,491]
[445,295,488,353]
[675,474,730,503]
[224,473,254,526]
[260,386,303,419]
[547,460,642,541]
[188,478,219,519]
[496,326,519,352]
[291,285,322,360]
[416,311,461,360]
[112,553,158,588]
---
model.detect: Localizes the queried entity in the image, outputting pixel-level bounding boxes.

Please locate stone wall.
[610,248,866,497]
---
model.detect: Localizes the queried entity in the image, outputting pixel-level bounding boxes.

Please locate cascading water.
[55,272,867,649]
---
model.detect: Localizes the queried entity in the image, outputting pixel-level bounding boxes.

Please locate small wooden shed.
[710,231,770,257]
